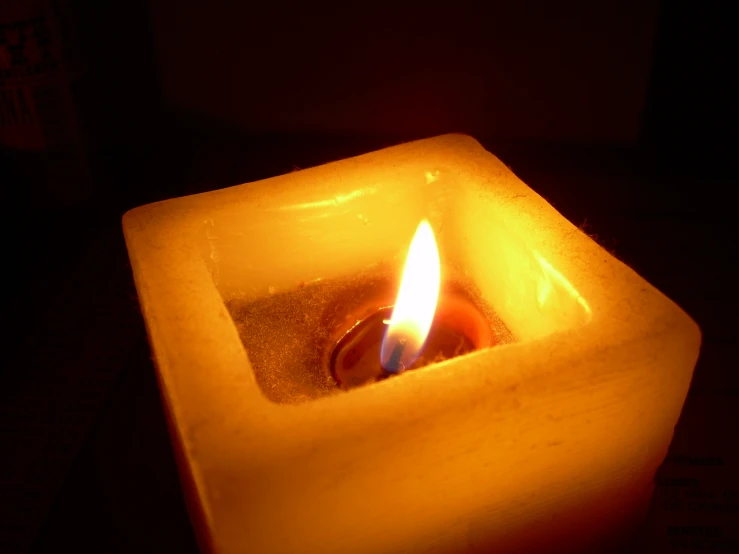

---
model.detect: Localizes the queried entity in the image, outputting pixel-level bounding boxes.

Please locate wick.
[384,339,407,374]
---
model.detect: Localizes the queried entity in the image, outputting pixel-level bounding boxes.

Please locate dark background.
[1,0,736,552]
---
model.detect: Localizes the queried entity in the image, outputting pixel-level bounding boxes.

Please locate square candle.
[123,135,700,554]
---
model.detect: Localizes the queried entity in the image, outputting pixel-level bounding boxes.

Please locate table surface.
[1,132,736,553]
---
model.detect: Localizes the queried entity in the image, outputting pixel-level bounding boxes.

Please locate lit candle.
[123,135,700,554]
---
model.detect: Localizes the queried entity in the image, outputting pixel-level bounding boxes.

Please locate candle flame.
[381,220,441,373]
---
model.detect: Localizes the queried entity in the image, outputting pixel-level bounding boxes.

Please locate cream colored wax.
[123,135,700,554]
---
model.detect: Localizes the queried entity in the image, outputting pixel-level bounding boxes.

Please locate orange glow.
[381,220,441,373]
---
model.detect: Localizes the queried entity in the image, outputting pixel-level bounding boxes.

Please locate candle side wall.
[197,164,463,303]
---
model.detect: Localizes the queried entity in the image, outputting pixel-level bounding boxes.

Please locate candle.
[123,135,701,554]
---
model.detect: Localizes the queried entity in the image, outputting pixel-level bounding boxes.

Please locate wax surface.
[227,273,509,403]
